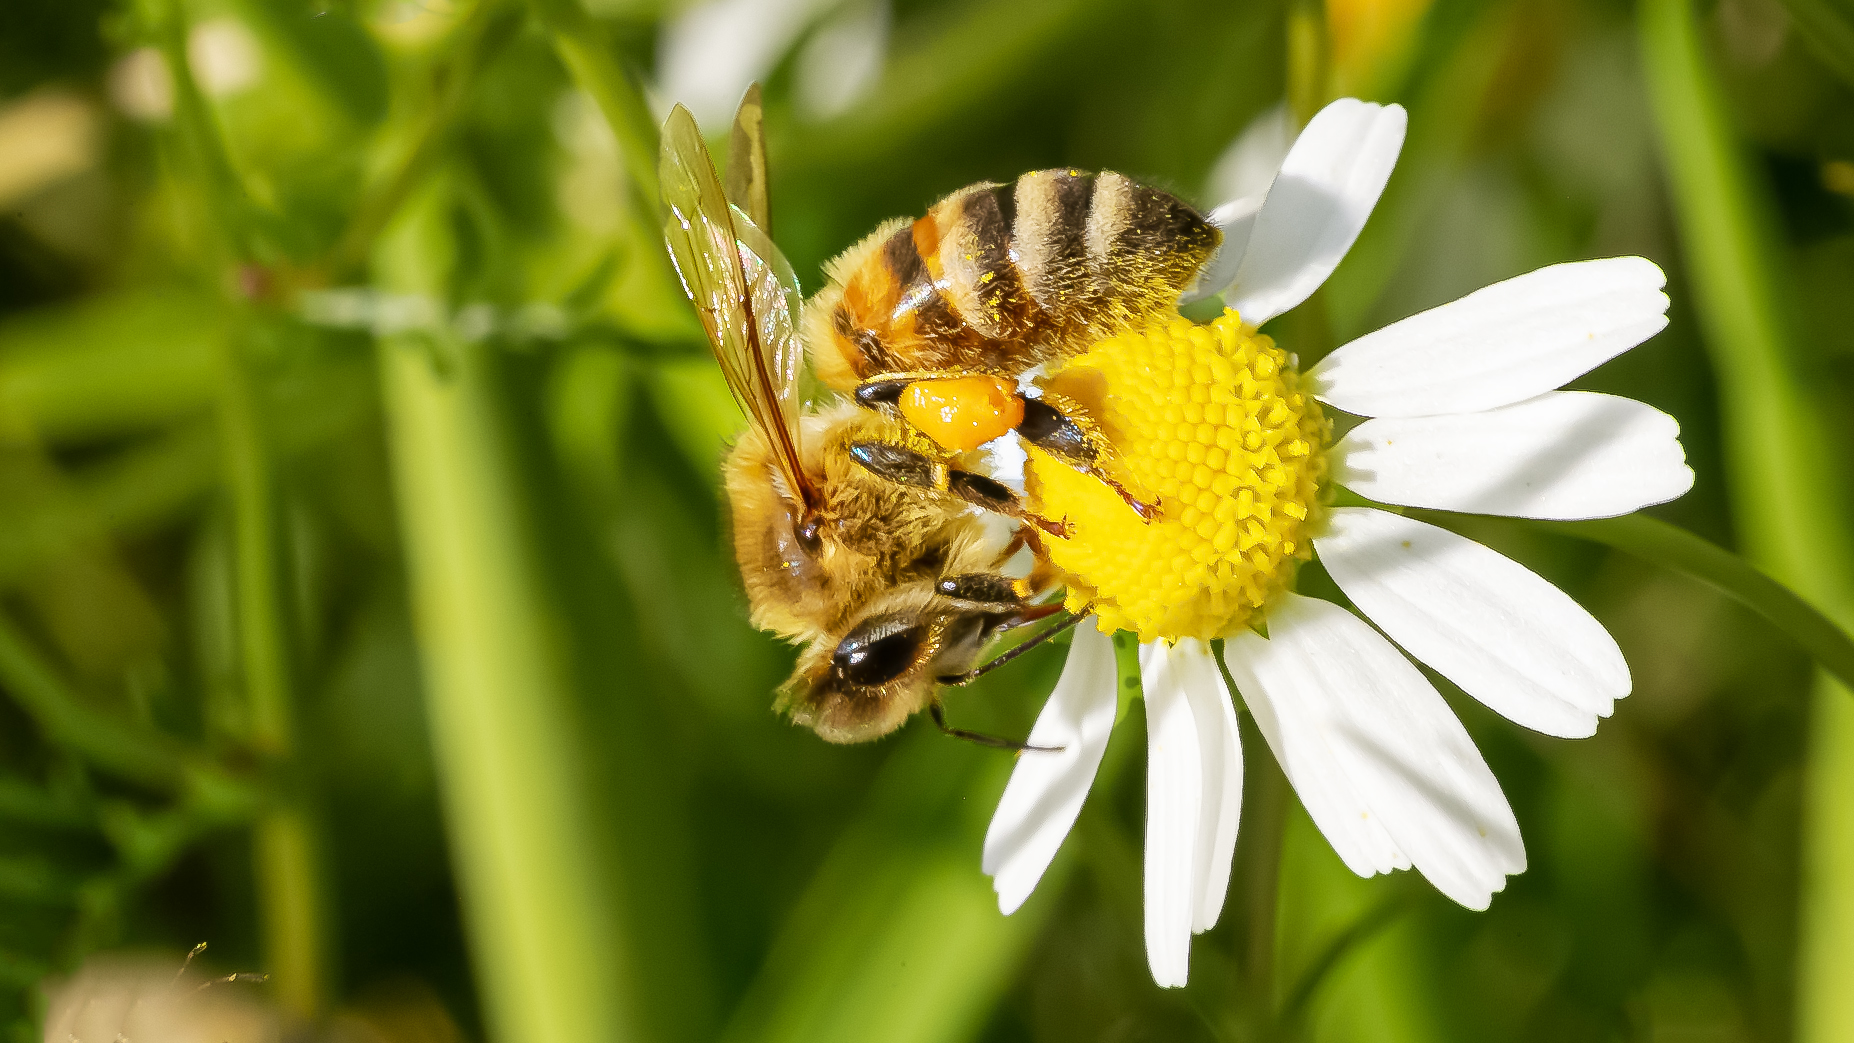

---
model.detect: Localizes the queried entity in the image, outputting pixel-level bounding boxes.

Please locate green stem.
[216,326,326,1018]
[150,0,260,265]
[325,2,518,278]
[526,0,660,208]
[1638,2,1854,1039]
[1531,515,1854,695]
[1285,0,1328,128]
[1638,0,1854,591]
[373,173,631,1043]
[1237,733,1286,1039]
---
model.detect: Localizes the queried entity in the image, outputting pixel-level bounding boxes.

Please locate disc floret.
[1028,312,1330,642]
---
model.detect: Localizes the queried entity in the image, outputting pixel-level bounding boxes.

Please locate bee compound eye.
[832,621,927,688]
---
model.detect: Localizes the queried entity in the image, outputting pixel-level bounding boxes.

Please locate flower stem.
[1286,0,1328,128]
[1236,724,1287,1038]
[1538,516,1854,695]
[372,173,632,1043]
[216,325,328,1018]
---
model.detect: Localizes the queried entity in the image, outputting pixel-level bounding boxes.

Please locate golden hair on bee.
[722,402,992,642]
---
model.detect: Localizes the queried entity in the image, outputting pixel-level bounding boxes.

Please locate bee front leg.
[851,371,948,410]
[1020,397,1162,522]
[847,441,1068,538]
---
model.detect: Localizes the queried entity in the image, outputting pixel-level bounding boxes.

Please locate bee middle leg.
[848,441,1068,538]
[1019,397,1161,522]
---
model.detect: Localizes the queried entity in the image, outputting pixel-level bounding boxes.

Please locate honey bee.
[661,91,1060,745]
[658,87,1221,744]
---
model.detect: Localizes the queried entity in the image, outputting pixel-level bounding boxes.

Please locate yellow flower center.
[1027,311,1330,643]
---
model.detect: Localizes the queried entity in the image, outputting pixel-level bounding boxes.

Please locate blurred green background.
[2,0,1854,1040]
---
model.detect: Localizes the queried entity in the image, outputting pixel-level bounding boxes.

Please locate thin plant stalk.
[148,0,331,1012]
[372,174,631,1043]
[1639,2,1854,1039]
[216,324,327,1017]
[526,0,660,208]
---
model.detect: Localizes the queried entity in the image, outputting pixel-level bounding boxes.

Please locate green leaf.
[0,291,222,447]
[231,0,389,126]
[718,738,1054,1043]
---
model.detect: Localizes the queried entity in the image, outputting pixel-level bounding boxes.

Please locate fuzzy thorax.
[1027,312,1330,643]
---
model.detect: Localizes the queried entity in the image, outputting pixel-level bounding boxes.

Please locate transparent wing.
[727,83,771,233]
[660,102,812,509]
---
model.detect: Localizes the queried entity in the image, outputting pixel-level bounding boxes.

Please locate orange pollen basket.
[899,375,1026,452]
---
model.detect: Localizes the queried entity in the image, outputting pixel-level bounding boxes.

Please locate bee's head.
[778,585,1006,744]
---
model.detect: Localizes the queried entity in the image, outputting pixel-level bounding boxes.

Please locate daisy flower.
[981,97,1692,988]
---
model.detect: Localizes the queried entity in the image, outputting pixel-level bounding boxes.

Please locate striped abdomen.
[804,170,1221,392]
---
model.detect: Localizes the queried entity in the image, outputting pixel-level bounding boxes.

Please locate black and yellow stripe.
[809,169,1220,390]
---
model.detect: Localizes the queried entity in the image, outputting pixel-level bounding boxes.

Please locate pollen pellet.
[899,374,1024,452]
[1026,311,1330,642]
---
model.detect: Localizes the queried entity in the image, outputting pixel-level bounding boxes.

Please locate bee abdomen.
[818,169,1218,386]
[1020,170,1220,333]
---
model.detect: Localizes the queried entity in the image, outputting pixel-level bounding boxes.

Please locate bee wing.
[660,103,814,509]
[726,83,771,233]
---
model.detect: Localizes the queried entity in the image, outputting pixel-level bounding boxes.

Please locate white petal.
[1205,102,1293,205]
[1224,623,1407,879]
[1170,639,1244,932]
[1224,98,1407,326]
[1333,391,1695,520]
[983,624,1119,914]
[1315,507,1630,739]
[1179,195,1263,306]
[1143,641,1244,936]
[1309,257,1670,418]
[1226,593,1524,909]
[1142,644,1201,988]
[657,0,818,126]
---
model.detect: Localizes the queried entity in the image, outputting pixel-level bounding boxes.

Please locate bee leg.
[937,610,1084,687]
[936,572,1025,608]
[851,371,949,411]
[937,574,1069,622]
[946,471,1070,539]
[848,441,1069,538]
[928,699,1063,755]
[1019,398,1162,522]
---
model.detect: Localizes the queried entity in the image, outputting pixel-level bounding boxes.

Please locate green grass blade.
[372,174,632,1043]
[1639,2,1854,1039]
[719,738,1057,1043]
[1538,515,1854,692]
